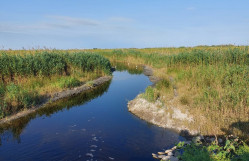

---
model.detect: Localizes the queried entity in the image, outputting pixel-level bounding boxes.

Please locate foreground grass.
[176,137,249,161]
[0,51,111,118]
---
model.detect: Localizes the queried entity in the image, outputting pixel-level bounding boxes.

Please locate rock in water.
[152,153,158,159]
[158,151,165,155]
[162,156,178,161]
[158,155,167,159]
[167,151,173,156]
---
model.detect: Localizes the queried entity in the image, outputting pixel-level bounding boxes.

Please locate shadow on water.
[0,80,111,145]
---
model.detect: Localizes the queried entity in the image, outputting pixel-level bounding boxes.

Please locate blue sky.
[1,0,249,49]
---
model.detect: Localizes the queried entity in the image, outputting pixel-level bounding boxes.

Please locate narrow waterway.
[0,70,184,161]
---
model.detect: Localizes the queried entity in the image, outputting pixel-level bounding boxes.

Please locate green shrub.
[181,143,212,161]
[178,139,249,161]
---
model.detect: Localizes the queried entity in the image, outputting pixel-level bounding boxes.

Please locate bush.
[178,138,249,161]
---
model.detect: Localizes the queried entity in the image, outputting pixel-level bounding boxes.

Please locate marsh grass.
[0,51,111,118]
[141,86,157,102]
[96,46,249,137]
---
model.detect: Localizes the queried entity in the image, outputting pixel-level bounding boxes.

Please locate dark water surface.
[0,71,184,161]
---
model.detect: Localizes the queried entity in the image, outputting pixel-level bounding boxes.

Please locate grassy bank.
[0,50,111,118]
[93,46,249,140]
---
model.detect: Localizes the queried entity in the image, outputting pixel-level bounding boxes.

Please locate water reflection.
[0,68,182,161]
[112,62,144,75]
[0,81,111,145]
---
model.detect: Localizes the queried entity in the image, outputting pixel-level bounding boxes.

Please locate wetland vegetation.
[0,50,111,119]
[96,46,249,140]
[0,45,248,160]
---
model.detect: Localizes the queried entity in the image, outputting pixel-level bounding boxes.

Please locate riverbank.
[152,134,249,161]
[0,76,112,125]
[128,95,198,135]
[128,66,199,135]
[129,65,249,160]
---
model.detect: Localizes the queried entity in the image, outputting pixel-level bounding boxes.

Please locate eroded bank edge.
[0,76,112,125]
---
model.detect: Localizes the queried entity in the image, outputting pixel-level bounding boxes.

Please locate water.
[0,70,184,161]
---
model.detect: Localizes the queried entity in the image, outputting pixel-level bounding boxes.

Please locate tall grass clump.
[142,86,159,102]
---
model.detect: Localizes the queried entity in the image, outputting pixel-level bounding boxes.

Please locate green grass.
[57,77,81,88]
[0,51,112,119]
[0,51,111,81]
[177,139,249,161]
[0,83,39,117]
[97,46,249,136]
[141,86,159,102]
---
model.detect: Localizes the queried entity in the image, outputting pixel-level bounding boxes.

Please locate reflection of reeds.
[0,51,111,118]
[0,80,111,144]
[112,61,144,75]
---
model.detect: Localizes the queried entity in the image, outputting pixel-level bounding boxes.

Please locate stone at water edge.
[161,156,178,161]
[165,149,172,154]
[167,151,173,156]
[158,155,167,159]
[158,151,165,155]
[171,146,177,150]
[152,153,158,159]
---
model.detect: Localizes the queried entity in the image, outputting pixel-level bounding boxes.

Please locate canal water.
[0,70,184,161]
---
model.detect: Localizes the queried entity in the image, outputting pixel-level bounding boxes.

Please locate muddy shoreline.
[129,66,198,135]
[0,76,112,125]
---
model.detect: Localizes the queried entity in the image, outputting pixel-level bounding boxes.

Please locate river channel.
[0,69,184,161]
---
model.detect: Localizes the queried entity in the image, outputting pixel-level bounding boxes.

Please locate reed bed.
[0,51,111,118]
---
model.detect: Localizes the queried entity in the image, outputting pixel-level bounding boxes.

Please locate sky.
[1,0,249,49]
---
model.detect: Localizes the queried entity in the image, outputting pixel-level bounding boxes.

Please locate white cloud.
[46,15,101,26]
